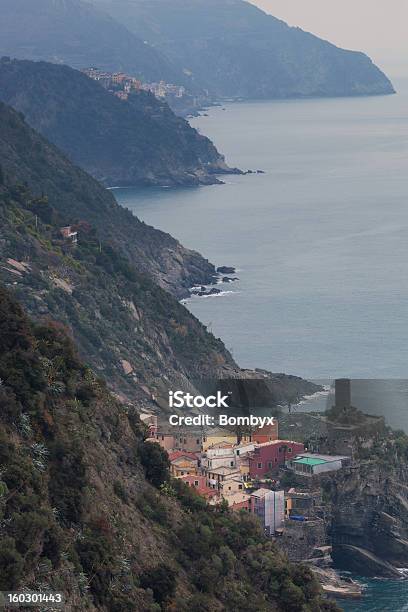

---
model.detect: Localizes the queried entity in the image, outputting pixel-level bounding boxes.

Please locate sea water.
[115,81,408,384]
[114,82,408,610]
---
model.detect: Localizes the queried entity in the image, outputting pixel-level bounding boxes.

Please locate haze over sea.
[116,79,408,386]
[115,81,408,610]
[116,80,408,430]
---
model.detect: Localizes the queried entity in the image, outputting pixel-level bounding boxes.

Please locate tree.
[138,441,170,488]
[139,564,176,604]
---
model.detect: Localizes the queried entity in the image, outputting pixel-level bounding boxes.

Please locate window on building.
[239,484,243,490]
[288,448,292,453]
[257,462,262,469]
[196,439,200,445]
[279,447,282,453]
[236,450,240,455]
[268,462,272,469]
[230,461,234,467]
[194,481,199,487]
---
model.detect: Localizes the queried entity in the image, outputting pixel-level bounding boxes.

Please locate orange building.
[252,420,279,444]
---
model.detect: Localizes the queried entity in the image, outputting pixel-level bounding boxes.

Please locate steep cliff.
[0,101,318,405]
[95,0,395,100]
[0,58,235,187]
[0,180,236,403]
[0,101,216,298]
[0,284,340,611]
[326,444,408,578]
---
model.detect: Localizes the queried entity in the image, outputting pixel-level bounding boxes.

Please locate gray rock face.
[327,463,408,577]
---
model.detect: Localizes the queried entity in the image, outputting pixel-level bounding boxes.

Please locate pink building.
[249,440,304,478]
[178,474,218,500]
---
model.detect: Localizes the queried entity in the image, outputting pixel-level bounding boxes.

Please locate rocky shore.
[187,266,239,297]
[277,405,408,590]
[312,567,363,600]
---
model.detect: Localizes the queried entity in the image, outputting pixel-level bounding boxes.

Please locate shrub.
[48,439,86,524]
[139,563,176,605]
[113,479,128,503]
[0,537,24,590]
[76,525,115,605]
[138,441,170,488]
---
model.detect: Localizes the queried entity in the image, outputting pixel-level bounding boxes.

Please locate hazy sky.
[251,1,408,78]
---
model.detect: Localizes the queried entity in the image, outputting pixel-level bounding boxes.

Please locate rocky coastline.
[186,266,239,298]
[277,406,408,607]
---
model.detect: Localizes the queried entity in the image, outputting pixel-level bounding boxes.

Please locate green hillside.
[0,100,217,299]
[0,283,339,610]
[0,58,233,187]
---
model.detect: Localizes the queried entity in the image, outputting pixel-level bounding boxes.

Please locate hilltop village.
[81,67,207,115]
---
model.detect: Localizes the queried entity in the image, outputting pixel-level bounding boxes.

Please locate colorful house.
[249,440,304,478]
[202,452,237,471]
[202,429,237,451]
[252,421,279,444]
[178,474,218,500]
[154,431,176,452]
[174,430,205,453]
[139,413,158,437]
[225,492,251,512]
[168,451,199,477]
[207,466,241,490]
[233,442,256,478]
[219,478,245,495]
[285,489,318,518]
[287,453,350,477]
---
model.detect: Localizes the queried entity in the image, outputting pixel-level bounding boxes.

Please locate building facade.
[287,453,350,477]
[250,489,285,534]
[249,440,304,478]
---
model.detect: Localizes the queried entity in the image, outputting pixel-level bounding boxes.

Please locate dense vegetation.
[0,284,340,610]
[0,58,231,187]
[0,100,216,298]
[96,0,394,100]
[0,101,316,405]
[0,176,236,403]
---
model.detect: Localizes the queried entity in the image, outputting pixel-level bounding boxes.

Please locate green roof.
[293,457,328,466]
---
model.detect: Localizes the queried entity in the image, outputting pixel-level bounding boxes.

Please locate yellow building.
[169,451,199,478]
[202,429,237,451]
